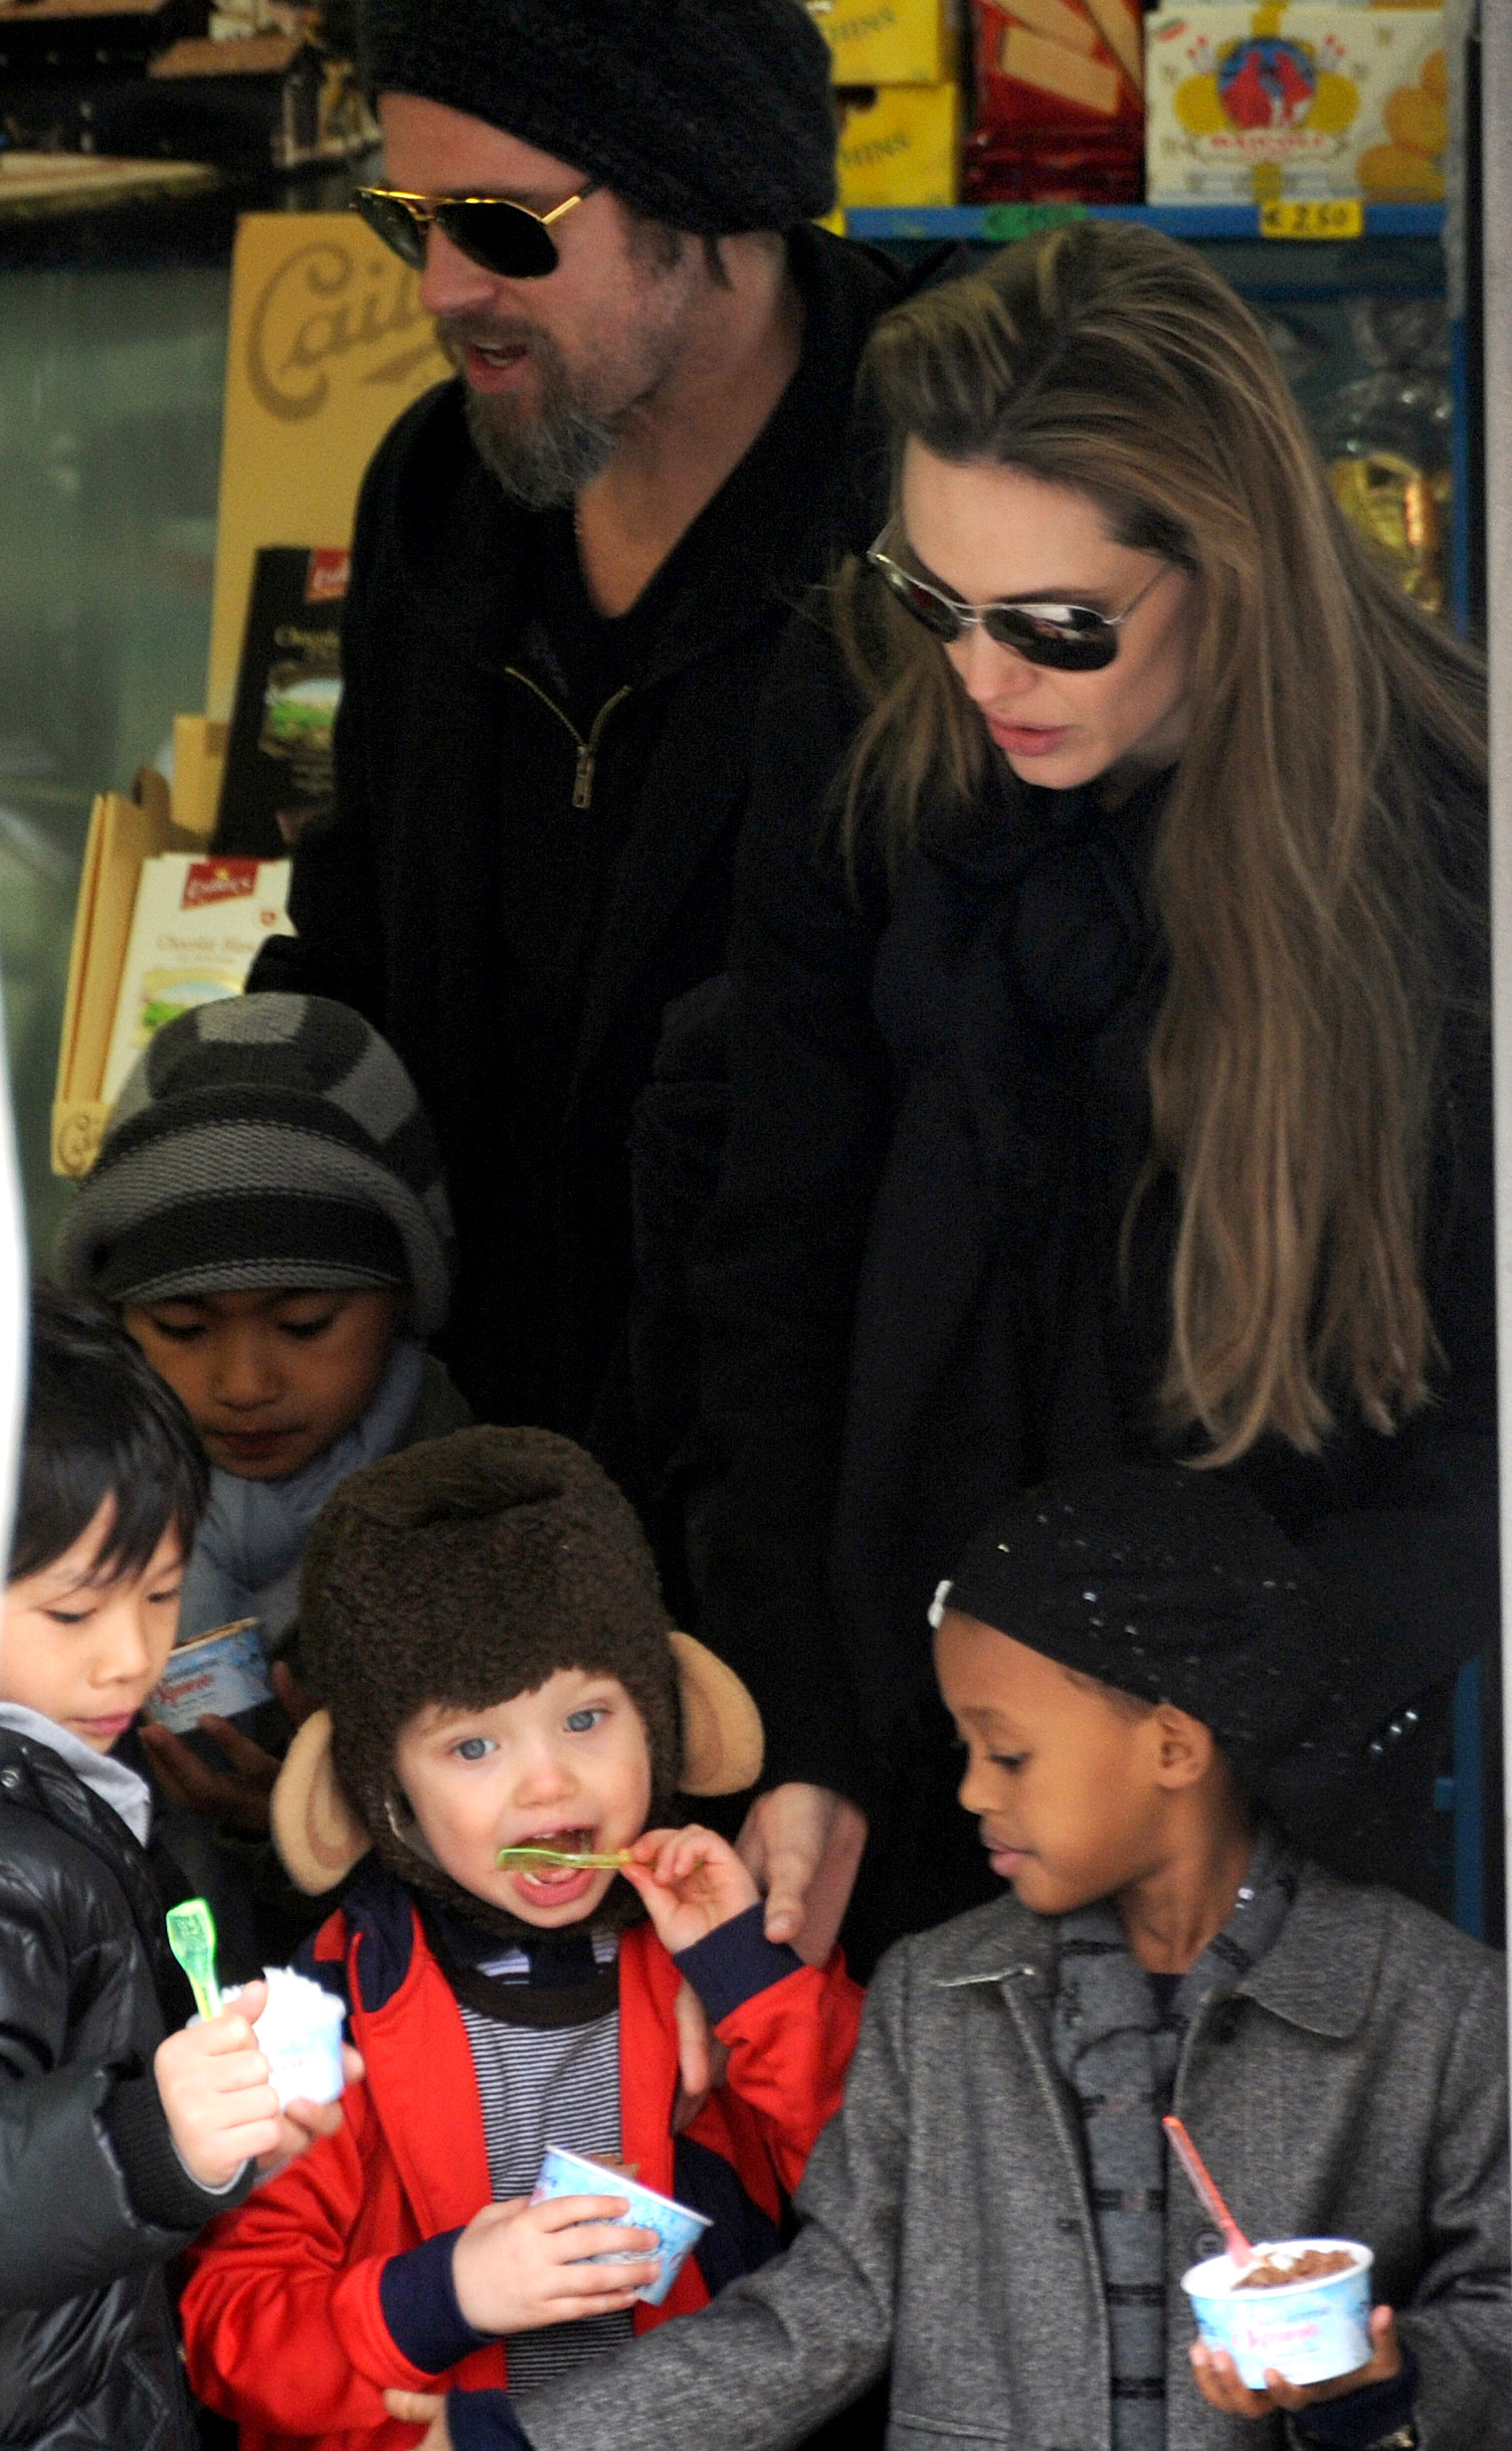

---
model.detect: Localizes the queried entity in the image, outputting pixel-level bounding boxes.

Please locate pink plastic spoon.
[1162,2115,1252,2269]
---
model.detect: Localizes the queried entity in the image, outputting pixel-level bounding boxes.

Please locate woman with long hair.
[692,218,1492,1958]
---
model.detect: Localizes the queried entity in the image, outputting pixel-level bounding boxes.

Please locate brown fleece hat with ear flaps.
[275,1425,763,1911]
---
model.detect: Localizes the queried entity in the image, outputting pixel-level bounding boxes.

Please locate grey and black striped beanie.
[54,995,455,1335]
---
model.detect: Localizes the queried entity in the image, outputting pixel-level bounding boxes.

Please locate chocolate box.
[838,81,962,204]
[809,0,953,85]
[965,0,1144,203]
[1145,4,1446,203]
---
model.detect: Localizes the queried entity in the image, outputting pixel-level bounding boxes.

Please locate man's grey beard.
[452,324,618,509]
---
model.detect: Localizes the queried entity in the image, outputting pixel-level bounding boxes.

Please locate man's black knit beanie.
[360,0,838,236]
[937,1466,1370,1805]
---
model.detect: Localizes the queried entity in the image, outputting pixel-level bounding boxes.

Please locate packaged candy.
[1145,4,1446,204]
[1293,295,1452,614]
[965,0,1144,203]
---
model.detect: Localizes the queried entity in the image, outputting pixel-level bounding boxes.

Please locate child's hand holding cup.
[1191,2303,1406,2421]
[154,1980,284,2187]
[165,1966,363,2189]
[451,2189,662,2335]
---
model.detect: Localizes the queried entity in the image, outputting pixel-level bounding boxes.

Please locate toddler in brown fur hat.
[181,1426,862,2448]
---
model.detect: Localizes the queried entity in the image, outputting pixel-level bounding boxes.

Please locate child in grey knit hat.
[54,992,468,1846]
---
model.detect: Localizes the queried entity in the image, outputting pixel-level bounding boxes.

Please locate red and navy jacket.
[180,1865,863,2450]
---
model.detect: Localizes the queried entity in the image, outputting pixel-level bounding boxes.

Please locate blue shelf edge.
[846,204,1444,241]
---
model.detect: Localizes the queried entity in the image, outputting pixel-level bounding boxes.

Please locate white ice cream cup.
[531,2145,712,2308]
[208,1968,347,2110]
[1182,2238,1374,2389]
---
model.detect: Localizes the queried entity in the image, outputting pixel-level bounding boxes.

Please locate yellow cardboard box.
[837,82,962,204]
[811,0,950,85]
[52,773,201,1179]
[54,210,448,1174]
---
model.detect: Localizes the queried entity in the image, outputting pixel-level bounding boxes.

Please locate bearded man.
[253,0,900,1443]
[249,0,895,1964]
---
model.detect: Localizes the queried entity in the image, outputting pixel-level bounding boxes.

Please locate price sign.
[1258,198,1366,240]
[980,202,1090,242]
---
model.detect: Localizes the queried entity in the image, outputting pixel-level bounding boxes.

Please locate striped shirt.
[457,1931,635,2391]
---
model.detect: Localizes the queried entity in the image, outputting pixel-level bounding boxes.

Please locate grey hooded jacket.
[513,1863,1508,2451]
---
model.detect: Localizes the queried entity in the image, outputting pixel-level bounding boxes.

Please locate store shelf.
[846,203,1444,242]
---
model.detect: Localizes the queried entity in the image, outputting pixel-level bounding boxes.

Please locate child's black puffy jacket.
[0,1726,252,2449]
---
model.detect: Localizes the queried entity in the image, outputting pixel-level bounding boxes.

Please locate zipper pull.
[573,743,595,811]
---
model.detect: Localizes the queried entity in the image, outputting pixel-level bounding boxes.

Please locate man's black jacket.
[249,224,911,1444]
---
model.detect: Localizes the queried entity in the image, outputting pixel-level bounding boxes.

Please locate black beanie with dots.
[360,0,839,236]
[937,1466,1370,1799]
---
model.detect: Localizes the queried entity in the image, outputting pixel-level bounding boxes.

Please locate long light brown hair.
[835,220,1486,1464]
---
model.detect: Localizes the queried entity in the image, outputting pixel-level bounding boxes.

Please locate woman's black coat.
[689,617,1496,1873]
[0,1727,252,2449]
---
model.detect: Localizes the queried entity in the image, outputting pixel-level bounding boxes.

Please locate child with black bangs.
[0,1287,353,2451]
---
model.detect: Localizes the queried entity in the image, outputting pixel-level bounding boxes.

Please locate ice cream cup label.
[531,2145,712,2308]
[1182,2239,1374,2389]
[144,1618,272,1734]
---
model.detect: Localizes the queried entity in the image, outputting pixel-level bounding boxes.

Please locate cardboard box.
[216,544,347,855]
[1145,4,1446,201]
[54,778,192,1178]
[837,81,962,204]
[810,0,950,84]
[54,210,447,1174]
[100,851,294,1105]
[966,0,1144,201]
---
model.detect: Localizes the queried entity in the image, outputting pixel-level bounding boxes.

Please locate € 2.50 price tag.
[1258,198,1366,240]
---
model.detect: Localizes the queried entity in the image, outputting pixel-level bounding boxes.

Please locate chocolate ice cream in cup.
[531,2146,711,2307]
[204,1967,348,2109]
[1182,2238,1374,2388]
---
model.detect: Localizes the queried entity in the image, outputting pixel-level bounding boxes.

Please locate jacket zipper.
[503,667,632,812]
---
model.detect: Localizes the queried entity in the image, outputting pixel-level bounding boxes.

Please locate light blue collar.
[0,1700,152,1845]
[177,1337,425,1647]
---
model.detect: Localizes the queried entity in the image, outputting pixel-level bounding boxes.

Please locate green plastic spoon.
[166,1897,223,2021]
[494,1844,633,1872]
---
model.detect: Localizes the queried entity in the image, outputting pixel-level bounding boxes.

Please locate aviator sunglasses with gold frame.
[352,179,599,280]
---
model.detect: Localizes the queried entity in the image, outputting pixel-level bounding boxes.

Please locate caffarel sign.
[245,235,441,422]
[207,215,447,717]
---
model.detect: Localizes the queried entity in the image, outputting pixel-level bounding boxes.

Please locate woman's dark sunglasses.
[866,536,1170,672]
[352,181,599,280]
